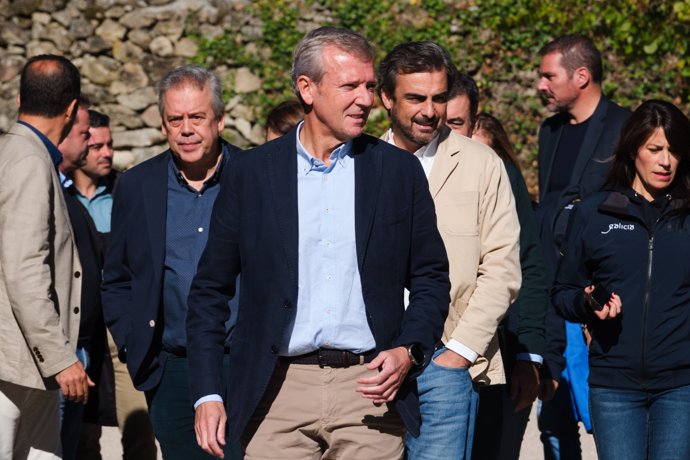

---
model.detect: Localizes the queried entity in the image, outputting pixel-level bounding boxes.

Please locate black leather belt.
[166,347,231,358]
[281,348,376,368]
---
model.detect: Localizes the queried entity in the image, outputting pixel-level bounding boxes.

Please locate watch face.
[410,344,424,365]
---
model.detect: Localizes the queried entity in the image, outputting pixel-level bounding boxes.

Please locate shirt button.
[283,300,292,309]
[73,307,79,314]
[198,227,204,233]
[149,320,155,327]
[326,274,333,280]
[270,345,278,354]
[74,271,81,278]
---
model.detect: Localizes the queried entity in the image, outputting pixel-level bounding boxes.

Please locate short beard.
[390,108,440,150]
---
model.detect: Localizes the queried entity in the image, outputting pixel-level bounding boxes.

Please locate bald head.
[19,55,80,118]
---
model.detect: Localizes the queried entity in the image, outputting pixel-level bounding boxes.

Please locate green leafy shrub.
[193,0,690,193]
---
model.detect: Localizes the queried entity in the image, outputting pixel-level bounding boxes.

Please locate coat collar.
[142,152,170,277]
[380,125,462,199]
[427,125,461,198]
[539,94,612,201]
[266,129,383,278]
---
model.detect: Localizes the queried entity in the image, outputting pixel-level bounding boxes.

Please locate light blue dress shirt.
[282,123,376,356]
[194,125,376,408]
[75,184,113,232]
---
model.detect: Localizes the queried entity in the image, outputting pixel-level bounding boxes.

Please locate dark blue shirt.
[161,143,237,354]
[17,120,63,169]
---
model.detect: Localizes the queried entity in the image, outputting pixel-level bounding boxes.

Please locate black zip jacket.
[552,188,690,391]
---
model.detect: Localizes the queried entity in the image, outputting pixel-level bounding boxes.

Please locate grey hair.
[158,65,224,119]
[290,27,374,105]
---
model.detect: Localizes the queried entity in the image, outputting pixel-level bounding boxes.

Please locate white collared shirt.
[386,129,440,179]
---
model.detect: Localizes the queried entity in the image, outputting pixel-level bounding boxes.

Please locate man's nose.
[181,116,194,134]
[420,99,435,118]
[356,86,374,108]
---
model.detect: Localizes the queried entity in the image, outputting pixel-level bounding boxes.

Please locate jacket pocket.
[436,192,479,236]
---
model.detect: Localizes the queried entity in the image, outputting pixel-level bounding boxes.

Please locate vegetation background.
[191,0,690,194]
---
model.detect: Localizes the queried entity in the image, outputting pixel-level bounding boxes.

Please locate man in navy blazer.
[102,65,241,459]
[534,34,630,459]
[187,27,450,459]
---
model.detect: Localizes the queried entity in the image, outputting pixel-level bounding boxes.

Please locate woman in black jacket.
[552,99,690,460]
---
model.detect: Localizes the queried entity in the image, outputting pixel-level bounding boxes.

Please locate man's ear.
[216,115,225,132]
[380,89,394,111]
[573,66,591,90]
[296,75,314,106]
[65,99,78,120]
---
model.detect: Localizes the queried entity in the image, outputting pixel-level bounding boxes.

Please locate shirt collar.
[295,121,353,175]
[74,184,107,200]
[386,128,440,159]
[59,171,73,189]
[17,120,63,169]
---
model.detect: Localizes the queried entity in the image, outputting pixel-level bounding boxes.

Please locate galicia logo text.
[601,222,635,234]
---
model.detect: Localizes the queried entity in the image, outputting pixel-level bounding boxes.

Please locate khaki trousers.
[242,361,405,460]
[0,380,61,460]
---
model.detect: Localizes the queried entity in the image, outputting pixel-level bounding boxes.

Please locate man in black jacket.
[535,34,630,460]
[72,110,157,459]
[58,96,107,460]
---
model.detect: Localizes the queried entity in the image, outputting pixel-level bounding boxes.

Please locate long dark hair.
[605,100,690,205]
[473,112,521,172]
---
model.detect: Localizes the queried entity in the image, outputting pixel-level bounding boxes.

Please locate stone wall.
[0,0,268,169]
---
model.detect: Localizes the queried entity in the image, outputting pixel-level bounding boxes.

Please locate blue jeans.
[146,355,241,460]
[589,384,690,460]
[59,345,90,460]
[406,347,479,460]
[538,377,582,460]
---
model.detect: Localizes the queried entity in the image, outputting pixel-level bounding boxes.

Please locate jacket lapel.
[142,153,169,281]
[354,135,382,271]
[428,127,460,198]
[570,96,609,185]
[267,132,299,286]
[539,121,565,202]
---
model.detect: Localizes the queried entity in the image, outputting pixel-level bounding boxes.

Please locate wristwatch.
[406,344,424,367]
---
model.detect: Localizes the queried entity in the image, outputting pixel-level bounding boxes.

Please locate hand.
[584,286,622,320]
[509,361,540,412]
[432,349,472,369]
[195,401,227,458]
[356,347,412,404]
[54,360,94,404]
[538,378,559,401]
